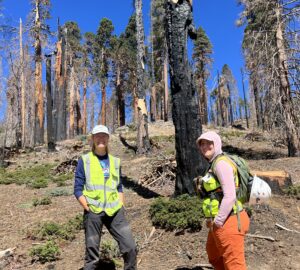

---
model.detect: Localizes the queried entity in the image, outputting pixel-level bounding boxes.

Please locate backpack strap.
[211,153,237,175]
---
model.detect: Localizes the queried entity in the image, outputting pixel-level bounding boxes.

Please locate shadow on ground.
[175,267,206,270]
[223,145,286,160]
[122,175,160,199]
[78,259,116,270]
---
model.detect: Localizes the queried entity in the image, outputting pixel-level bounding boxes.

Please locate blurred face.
[198,139,215,161]
[92,133,109,153]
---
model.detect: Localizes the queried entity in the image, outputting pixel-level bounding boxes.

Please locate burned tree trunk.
[75,86,82,135]
[34,1,44,144]
[89,92,95,130]
[163,51,169,121]
[59,36,67,140]
[83,69,87,134]
[20,18,26,148]
[198,70,208,125]
[251,73,263,129]
[241,68,249,128]
[54,26,67,141]
[116,65,125,126]
[135,0,150,154]
[45,55,55,151]
[227,83,234,126]
[150,85,157,122]
[166,0,207,195]
[69,63,75,139]
[101,84,106,125]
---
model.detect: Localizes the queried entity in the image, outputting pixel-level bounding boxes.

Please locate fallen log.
[250,170,292,193]
[247,233,275,242]
[275,223,300,234]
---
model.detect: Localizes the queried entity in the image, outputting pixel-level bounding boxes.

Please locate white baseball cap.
[91,125,110,136]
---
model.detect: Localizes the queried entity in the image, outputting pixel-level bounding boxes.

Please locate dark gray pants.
[83,207,137,270]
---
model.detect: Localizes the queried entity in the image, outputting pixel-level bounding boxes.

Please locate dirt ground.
[0,121,299,270]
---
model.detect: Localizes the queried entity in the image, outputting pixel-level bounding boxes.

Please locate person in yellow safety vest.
[74,125,137,270]
[196,131,250,270]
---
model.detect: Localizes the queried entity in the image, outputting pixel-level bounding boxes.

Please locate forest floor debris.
[0,122,299,270]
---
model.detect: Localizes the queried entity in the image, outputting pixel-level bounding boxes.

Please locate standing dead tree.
[165,0,208,195]
[19,18,26,148]
[135,0,151,154]
[45,54,55,151]
[33,0,44,144]
[151,0,169,122]
[238,0,300,156]
[54,21,67,141]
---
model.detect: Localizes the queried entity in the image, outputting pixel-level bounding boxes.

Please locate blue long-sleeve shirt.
[74,153,123,199]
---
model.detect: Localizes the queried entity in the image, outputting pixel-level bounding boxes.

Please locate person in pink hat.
[196,131,250,270]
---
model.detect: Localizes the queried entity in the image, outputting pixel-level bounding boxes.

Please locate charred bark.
[20,19,26,148]
[241,68,249,128]
[54,29,67,141]
[45,56,55,151]
[227,83,234,126]
[69,63,75,139]
[116,66,125,126]
[150,85,157,122]
[101,84,106,125]
[75,86,82,135]
[166,0,207,195]
[34,1,44,144]
[251,72,262,129]
[59,36,67,140]
[83,70,87,134]
[89,93,95,130]
[163,52,169,121]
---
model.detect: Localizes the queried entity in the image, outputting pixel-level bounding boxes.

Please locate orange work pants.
[206,210,250,270]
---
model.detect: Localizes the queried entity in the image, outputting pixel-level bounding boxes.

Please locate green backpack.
[211,153,254,204]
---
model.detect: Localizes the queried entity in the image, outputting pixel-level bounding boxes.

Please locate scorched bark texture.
[165,0,208,194]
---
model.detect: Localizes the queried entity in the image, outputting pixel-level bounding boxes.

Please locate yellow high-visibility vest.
[202,155,243,218]
[82,152,122,216]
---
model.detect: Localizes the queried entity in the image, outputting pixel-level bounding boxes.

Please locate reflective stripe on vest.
[86,197,121,209]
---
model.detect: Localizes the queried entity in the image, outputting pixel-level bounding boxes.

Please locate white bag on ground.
[249,175,272,205]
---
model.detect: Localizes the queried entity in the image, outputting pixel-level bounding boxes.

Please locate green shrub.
[68,214,84,230]
[151,135,175,143]
[32,221,75,241]
[284,185,300,199]
[27,177,48,189]
[35,222,63,239]
[100,239,120,260]
[149,194,204,231]
[219,130,244,140]
[0,164,54,187]
[52,173,73,187]
[47,187,73,197]
[30,241,60,263]
[33,197,52,207]
[29,215,83,241]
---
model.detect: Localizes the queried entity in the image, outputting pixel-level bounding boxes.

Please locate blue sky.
[1,0,247,122]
